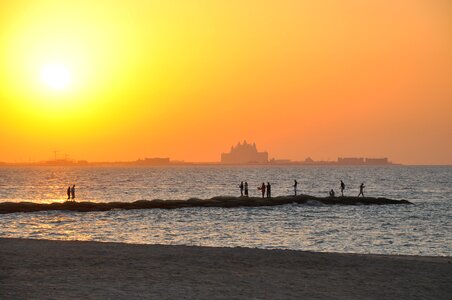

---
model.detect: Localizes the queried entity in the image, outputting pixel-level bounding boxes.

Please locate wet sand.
[0,238,450,299]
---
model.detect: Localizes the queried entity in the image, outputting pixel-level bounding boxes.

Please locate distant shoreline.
[0,159,400,167]
[3,162,452,167]
[0,162,417,167]
[1,238,450,299]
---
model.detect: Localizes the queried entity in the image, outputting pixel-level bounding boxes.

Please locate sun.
[40,63,72,90]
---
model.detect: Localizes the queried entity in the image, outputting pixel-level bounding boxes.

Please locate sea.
[0,165,451,256]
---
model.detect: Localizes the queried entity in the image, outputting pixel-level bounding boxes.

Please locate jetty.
[0,194,412,214]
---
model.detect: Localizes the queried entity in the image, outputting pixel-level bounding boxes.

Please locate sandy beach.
[0,238,451,299]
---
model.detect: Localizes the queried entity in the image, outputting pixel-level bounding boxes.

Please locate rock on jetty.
[0,194,412,214]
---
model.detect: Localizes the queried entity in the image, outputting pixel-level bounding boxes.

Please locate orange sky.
[1,0,451,164]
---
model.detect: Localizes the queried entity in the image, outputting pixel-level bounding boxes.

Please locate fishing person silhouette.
[340,180,345,196]
[266,182,271,198]
[71,185,76,200]
[244,181,249,197]
[358,183,365,197]
[67,186,71,201]
[259,182,266,198]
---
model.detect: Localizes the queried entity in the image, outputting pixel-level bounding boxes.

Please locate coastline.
[1,238,451,299]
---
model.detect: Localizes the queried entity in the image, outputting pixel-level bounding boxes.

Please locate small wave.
[305,200,324,206]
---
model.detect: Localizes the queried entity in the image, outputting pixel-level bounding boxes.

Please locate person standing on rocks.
[340,180,345,196]
[293,180,298,196]
[67,186,71,201]
[244,182,249,197]
[266,182,271,198]
[358,183,365,197]
[239,181,244,196]
[260,182,266,198]
[71,185,76,200]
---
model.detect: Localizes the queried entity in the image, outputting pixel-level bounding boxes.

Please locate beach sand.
[1,238,451,299]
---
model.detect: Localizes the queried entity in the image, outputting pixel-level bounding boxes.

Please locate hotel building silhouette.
[221,141,268,164]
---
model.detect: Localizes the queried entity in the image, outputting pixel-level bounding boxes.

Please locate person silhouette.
[239,181,244,196]
[293,180,298,196]
[260,182,266,198]
[266,182,271,198]
[340,180,345,196]
[358,183,365,197]
[67,186,71,201]
[71,185,76,200]
[244,182,249,197]
[329,189,335,197]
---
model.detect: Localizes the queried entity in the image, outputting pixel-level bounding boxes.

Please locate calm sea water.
[0,166,451,256]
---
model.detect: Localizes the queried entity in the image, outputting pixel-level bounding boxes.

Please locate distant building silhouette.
[337,157,365,164]
[221,141,268,164]
[304,157,315,164]
[364,158,389,164]
[337,157,390,165]
[269,159,292,164]
[136,157,171,165]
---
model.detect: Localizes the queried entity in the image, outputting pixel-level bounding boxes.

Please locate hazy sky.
[1,0,451,164]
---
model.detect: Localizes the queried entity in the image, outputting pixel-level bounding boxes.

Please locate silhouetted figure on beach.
[266,182,271,198]
[239,181,244,196]
[260,182,266,198]
[293,180,298,196]
[358,183,365,197]
[67,186,71,201]
[329,189,335,197]
[71,185,75,200]
[340,180,345,196]
[244,182,249,197]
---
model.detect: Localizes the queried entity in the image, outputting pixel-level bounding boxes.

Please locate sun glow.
[40,63,72,90]
[0,1,451,164]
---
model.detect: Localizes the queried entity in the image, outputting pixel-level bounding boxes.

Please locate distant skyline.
[1,1,451,165]
[0,142,424,166]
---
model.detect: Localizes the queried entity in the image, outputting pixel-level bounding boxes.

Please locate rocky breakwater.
[0,194,412,214]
